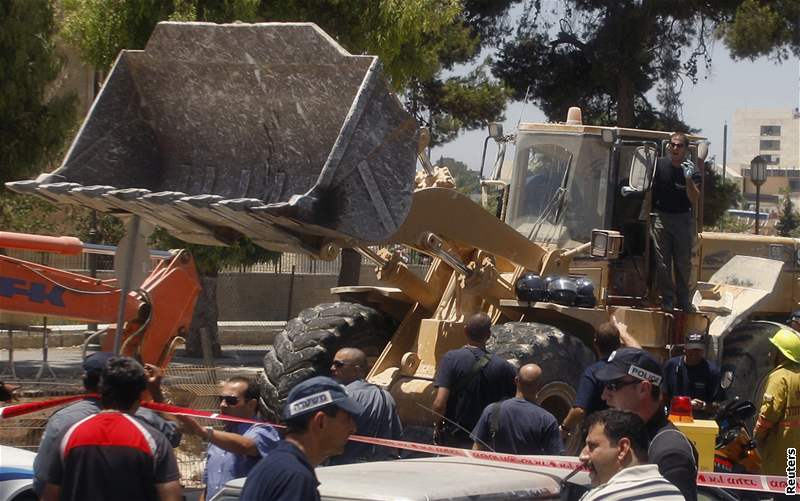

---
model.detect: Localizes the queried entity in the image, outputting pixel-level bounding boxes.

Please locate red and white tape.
[0,396,788,494]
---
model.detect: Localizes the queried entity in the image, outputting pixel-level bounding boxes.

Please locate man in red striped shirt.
[42,357,181,501]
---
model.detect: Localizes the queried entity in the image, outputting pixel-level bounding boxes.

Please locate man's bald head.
[465,313,492,343]
[331,347,368,384]
[516,363,543,399]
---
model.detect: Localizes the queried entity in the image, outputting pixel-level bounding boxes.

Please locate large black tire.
[259,302,392,421]
[720,320,780,426]
[489,322,595,423]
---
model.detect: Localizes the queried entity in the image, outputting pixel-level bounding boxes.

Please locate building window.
[760,139,781,151]
[762,154,780,165]
[760,125,781,136]
[790,179,800,192]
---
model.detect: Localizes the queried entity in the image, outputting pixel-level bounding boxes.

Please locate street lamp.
[750,155,768,235]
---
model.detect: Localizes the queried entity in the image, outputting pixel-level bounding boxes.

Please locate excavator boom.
[0,232,200,368]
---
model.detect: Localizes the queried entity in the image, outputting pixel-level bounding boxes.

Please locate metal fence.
[6,247,430,276]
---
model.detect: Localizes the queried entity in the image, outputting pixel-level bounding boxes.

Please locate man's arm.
[155,480,182,501]
[176,415,260,456]
[610,315,640,348]
[559,406,585,441]
[754,375,786,445]
[432,387,450,443]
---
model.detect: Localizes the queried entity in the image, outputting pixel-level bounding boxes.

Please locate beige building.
[733,108,800,210]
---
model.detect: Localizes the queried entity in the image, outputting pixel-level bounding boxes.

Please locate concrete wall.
[216,265,385,321]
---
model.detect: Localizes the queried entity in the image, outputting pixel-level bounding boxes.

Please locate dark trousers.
[651,210,696,308]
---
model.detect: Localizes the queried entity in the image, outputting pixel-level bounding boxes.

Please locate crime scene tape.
[140,401,791,494]
[0,396,788,494]
[0,394,89,419]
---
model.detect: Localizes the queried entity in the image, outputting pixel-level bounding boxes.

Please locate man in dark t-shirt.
[42,357,181,501]
[432,313,517,447]
[241,376,363,501]
[651,131,703,312]
[662,331,721,418]
[472,364,562,454]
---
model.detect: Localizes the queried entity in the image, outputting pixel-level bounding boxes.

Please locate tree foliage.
[435,156,480,195]
[1,0,77,186]
[721,0,800,61]
[702,161,743,229]
[775,189,800,237]
[492,1,739,129]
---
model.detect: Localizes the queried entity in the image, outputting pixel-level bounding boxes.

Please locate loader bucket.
[7,22,419,255]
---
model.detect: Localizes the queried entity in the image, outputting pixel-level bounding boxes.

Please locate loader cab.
[505,119,705,307]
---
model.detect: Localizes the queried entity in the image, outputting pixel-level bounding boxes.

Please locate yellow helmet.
[770,328,800,364]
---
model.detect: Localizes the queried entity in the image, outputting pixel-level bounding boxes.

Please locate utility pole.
[722,122,727,182]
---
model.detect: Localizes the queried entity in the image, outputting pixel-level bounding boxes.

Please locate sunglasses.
[218,395,240,406]
[332,360,361,368]
[668,142,686,149]
[604,378,641,391]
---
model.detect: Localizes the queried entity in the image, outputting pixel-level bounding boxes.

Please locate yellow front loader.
[10,22,793,458]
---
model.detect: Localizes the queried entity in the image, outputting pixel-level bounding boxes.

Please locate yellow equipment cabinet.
[672,419,719,472]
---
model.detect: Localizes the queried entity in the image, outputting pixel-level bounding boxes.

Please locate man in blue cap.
[241,376,363,501]
[597,347,698,501]
[32,351,180,496]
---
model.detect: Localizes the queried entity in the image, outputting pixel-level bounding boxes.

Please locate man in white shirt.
[579,409,684,501]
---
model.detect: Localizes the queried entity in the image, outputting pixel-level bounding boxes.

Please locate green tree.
[435,156,480,195]
[1,0,77,187]
[720,0,800,61]
[702,160,743,229]
[775,189,800,237]
[492,1,738,129]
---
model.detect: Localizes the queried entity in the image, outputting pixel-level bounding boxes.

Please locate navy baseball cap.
[82,351,115,373]
[595,347,663,386]
[282,376,363,420]
[684,330,707,350]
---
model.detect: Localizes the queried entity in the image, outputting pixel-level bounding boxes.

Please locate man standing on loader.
[651,132,702,312]
[432,313,517,448]
[753,328,800,500]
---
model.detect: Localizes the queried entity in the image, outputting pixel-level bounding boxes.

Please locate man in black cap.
[32,351,180,496]
[240,376,363,501]
[662,330,722,418]
[597,347,698,501]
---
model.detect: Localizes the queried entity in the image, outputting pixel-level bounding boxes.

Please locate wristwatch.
[205,426,214,442]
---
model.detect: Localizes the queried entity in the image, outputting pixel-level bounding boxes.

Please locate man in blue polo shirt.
[176,376,279,500]
[241,376,363,501]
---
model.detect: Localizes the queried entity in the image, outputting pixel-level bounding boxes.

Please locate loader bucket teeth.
[6,22,419,254]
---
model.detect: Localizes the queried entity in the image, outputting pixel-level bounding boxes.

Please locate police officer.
[240,376,363,501]
[597,347,698,501]
[560,322,622,442]
[471,363,562,455]
[753,328,800,500]
[432,313,517,447]
[328,347,402,464]
[662,330,722,419]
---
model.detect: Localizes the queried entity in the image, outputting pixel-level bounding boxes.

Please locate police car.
[208,456,745,501]
[0,446,36,501]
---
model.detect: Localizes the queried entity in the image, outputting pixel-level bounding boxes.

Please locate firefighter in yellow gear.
[753,328,800,479]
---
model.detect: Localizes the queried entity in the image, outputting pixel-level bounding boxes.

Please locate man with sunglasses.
[177,376,279,501]
[597,347,698,501]
[651,131,703,312]
[328,347,402,464]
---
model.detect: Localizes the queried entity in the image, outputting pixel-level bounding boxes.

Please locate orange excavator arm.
[0,231,201,368]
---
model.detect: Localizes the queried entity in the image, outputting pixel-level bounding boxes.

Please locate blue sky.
[434,42,799,171]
